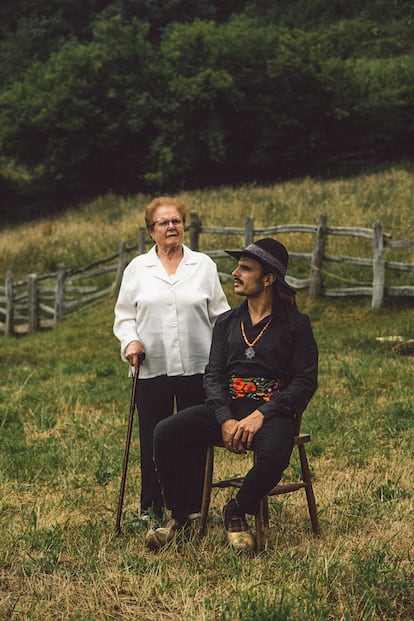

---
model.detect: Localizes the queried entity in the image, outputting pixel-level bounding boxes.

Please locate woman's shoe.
[144,518,183,551]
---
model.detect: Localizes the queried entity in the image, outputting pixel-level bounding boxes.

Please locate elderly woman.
[113,196,229,521]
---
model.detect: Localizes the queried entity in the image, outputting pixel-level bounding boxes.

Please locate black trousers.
[153,404,295,520]
[135,374,205,514]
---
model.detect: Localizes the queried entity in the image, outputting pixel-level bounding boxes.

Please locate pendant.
[244,346,255,360]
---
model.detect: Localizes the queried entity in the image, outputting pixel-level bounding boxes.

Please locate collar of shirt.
[234,297,288,324]
[144,244,197,267]
[143,244,198,283]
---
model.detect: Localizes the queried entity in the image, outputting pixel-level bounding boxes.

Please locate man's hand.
[125,340,145,368]
[221,419,246,454]
[221,410,265,453]
[232,410,265,450]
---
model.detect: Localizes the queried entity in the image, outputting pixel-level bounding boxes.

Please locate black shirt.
[204,298,318,424]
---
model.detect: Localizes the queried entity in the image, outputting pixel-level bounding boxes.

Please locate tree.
[0,16,155,197]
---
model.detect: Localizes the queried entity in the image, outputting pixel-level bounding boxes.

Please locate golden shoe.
[223,501,255,553]
[226,529,255,552]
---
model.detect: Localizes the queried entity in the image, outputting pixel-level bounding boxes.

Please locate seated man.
[145,238,318,552]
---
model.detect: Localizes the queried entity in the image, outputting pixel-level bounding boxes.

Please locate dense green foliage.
[1,1,414,220]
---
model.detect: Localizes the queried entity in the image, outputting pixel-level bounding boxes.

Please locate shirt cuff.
[214,406,234,426]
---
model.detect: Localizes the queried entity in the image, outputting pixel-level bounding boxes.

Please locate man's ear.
[264,273,276,288]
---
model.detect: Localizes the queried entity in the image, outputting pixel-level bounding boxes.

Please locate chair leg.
[255,500,265,552]
[262,495,270,528]
[298,444,320,534]
[252,451,267,550]
[199,445,214,536]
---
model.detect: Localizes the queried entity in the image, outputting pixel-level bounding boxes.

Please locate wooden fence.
[1,213,413,336]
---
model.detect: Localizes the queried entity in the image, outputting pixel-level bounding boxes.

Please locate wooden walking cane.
[115,351,145,534]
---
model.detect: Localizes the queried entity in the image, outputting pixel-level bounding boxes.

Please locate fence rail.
[1,213,413,336]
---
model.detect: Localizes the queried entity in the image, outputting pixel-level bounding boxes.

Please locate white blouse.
[113,245,230,379]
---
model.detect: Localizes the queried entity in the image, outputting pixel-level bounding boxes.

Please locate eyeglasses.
[152,218,184,228]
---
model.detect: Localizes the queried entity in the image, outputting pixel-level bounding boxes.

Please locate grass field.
[1,162,413,279]
[0,164,413,620]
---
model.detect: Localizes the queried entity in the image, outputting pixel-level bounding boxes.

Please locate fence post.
[309,213,328,300]
[113,240,128,294]
[138,226,146,254]
[244,215,254,246]
[54,264,65,325]
[372,221,385,310]
[28,273,39,333]
[189,211,201,250]
[5,271,14,337]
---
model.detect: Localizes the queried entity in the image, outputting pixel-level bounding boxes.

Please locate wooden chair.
[199,418,319,551]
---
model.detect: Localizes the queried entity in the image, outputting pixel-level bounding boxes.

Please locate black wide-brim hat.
[225,238,296,295]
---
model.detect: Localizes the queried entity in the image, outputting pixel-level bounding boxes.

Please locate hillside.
[0,160,413,618]
[1,163,413,279]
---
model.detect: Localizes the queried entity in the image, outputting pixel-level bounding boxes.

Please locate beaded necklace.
[240,317,272,359]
